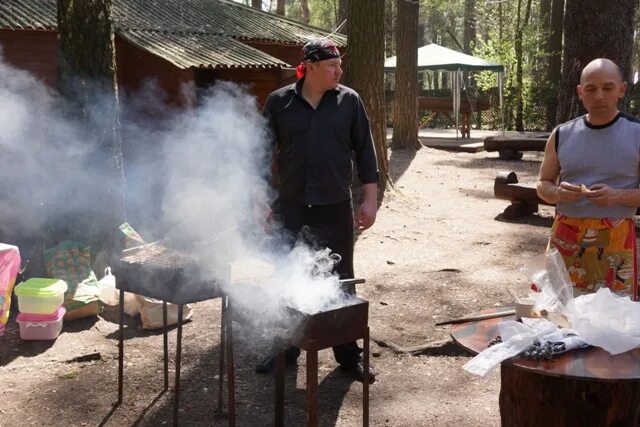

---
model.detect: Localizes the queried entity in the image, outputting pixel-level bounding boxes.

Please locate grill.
[287,296,369,350]
[113,241,224,304]
[113,240,232,427]
[113,240,370,427]
[275,282,370,427]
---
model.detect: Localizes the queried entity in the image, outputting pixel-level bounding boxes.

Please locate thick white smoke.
[0,57,355,353]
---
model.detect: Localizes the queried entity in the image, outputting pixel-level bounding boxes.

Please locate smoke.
[0,56,355,354]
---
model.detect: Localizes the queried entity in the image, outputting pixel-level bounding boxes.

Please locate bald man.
[537,58,640,300]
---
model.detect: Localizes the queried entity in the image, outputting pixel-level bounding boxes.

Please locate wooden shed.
[0,0,347,107]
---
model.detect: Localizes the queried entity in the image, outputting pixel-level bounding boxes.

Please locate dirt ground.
[0,139,555,426]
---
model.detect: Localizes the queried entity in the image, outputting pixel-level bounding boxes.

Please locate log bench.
[484,135,548,160]
[494,171,552,219]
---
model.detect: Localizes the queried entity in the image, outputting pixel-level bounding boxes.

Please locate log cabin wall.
[0,29,58,87]
[213,67,283,107]
[245,42,300,69]
[115,36,196,110]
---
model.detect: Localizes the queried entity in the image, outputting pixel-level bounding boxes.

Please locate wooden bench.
[494,171,552,219]
[484,135,548,160]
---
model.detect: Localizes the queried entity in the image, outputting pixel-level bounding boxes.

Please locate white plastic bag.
[567,288,640,355]
[529,249,574,315]
[96,267,140,316]
[136,295,193,330]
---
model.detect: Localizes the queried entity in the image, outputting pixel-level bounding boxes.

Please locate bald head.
[580,58,624,84]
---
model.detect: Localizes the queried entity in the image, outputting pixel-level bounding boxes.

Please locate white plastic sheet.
[567,288,640,355]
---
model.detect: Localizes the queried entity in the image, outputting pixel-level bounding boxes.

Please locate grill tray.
[287,297,369,350]
[112,242,223,305]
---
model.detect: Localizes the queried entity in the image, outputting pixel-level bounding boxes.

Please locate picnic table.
[417,96,490,138]
[450,307,640,426]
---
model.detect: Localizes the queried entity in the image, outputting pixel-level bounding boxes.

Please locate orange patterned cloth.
[548,215,638,300]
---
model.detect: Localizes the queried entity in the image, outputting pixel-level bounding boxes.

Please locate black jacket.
[263,79,379,205]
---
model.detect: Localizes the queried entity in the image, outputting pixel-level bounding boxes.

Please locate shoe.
[255,350,299,374]
[340,360,377,383]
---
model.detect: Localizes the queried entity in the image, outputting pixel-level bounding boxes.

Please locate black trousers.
[274,198,361,366]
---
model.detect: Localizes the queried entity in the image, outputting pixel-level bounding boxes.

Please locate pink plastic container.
[17,306,65,340]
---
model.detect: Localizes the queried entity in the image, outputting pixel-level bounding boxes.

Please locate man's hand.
[355,183,378,231]
[584,183,619,207]
[355,199,376,231]
[557,181,583,202]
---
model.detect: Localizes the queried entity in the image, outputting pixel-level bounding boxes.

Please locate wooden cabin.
[0,0,347,107]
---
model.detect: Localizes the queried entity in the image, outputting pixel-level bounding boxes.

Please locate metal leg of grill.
[225,297,236,426]
[173,304,184,427]
[117,289,124,405]
[217,297,226,413]
[274,351,285,427]
[163,301,169,391]
[363,328,370,427]
[306,349,319,427]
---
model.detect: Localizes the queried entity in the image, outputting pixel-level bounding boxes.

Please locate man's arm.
[536,129,581,204]
[585,185,640,207]
[351,94,379,230]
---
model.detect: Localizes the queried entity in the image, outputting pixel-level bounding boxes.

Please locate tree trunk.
[345,0,388,190]
[300,0,310,24]
[251,0,261,9]
[557,0,636,123]
[500,364,640,425]
[56,0,124,264]
[338,0,349,33]
[392,0,420,150]
[537,0,551,75]
[514,0,532,131]
[463,0,477,91]
[276,0,285,16]
[545,0,564,129]
[463,0,476,54]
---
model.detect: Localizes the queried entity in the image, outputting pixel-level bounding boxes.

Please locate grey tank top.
[556,113,640,219]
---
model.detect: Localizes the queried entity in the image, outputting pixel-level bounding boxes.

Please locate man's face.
[577,68,627,118]
[307,58,343,90]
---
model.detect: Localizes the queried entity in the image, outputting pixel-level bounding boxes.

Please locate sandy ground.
[0,141,554,426]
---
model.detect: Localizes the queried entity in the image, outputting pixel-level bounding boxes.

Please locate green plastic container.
[14,278,68,314]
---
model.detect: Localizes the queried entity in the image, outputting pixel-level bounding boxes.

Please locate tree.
[344,0,388,190]
[300,0,310,23]
[392,0,420,150]
[514,0,532,131]
[557,0,636,123]
[56,0,124,261]
[251,0,261,9]
[338,0,349,33]
[276,0,285,15]
[463,0,476,54]
[545,0,563,129]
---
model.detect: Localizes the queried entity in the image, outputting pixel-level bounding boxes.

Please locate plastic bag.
[463,318,566,377]
[0,244,20,336]
[567,288,640,355]
[97,267,118,306]
[526,249,574,315]
[136,295,193,330]
[96,267,140,316]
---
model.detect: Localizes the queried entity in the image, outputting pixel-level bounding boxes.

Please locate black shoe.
[255,351,299,374]
[340,360,377,383]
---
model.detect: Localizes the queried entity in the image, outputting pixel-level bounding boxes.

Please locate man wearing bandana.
[258,38,379,383]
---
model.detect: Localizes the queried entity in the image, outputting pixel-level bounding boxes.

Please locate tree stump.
[500,363,640,426]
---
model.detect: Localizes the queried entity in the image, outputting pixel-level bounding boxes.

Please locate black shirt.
[263,79,379,205]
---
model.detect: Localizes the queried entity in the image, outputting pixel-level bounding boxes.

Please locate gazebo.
[384,43,505,138]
